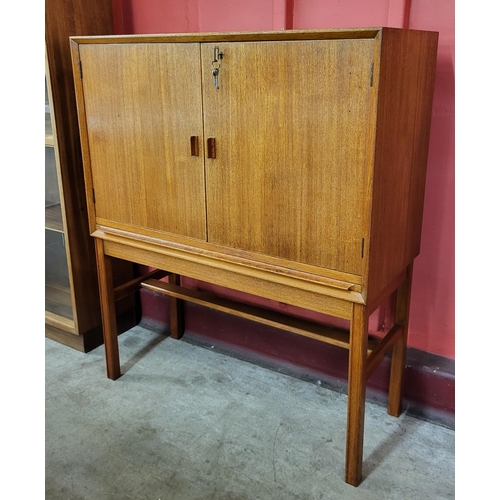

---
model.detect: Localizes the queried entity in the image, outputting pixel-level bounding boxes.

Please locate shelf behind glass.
[45,78,53,138]
[45,146,63,232]
[45,108,53,139]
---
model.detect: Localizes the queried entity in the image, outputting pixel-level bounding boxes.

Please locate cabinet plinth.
[71,28,438,485]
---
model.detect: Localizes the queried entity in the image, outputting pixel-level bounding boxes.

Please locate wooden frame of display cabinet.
[45,0,135,351]
[70,28,438,485]
[45,48,100,350]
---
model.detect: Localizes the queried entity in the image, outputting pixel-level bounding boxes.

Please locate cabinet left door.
[78,43,207,241]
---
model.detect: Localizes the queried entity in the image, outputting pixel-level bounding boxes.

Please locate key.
[212,68,219,89]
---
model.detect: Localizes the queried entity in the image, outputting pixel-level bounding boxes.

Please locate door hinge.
[369,62,374,87]
[92,188,96,203]
[78,60,83,79]
[361,238,365,258]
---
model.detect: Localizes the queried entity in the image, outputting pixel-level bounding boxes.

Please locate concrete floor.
[46,325,454,499]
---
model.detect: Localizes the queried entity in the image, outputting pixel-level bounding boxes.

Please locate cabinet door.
[79,43,207,240]
[201,40,374,274]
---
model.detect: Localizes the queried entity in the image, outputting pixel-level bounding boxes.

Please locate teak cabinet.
[70,28,438,486]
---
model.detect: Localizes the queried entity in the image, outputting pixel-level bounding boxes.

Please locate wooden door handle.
[190,136,199,156]
[207,137,216,159]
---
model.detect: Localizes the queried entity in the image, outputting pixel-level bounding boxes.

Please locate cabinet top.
[70,27,437,45]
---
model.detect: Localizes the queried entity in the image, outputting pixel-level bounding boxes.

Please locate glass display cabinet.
[45,0,135,351]
[45,72,72,322]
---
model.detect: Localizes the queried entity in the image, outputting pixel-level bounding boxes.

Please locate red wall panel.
[407,0,455,357]
[113,0,276,33]
[293,0,390,28]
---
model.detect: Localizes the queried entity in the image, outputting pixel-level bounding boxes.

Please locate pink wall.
[112,0,455,359]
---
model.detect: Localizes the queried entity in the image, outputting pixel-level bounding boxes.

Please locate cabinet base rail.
[97,250,412,487]
[113,270,403,362]
[141,277,381,351]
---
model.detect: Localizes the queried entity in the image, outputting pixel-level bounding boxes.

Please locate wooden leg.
[95,239,121,380]
[388,263,413,417]
[169,273,185,339]
[345,303,368,486]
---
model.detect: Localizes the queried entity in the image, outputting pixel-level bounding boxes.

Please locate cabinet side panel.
[367,29,438,303]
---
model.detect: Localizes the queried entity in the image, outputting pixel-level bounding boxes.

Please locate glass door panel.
[45,229,73,319]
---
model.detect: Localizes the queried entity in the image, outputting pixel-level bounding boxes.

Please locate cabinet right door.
[202,39,375,275]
